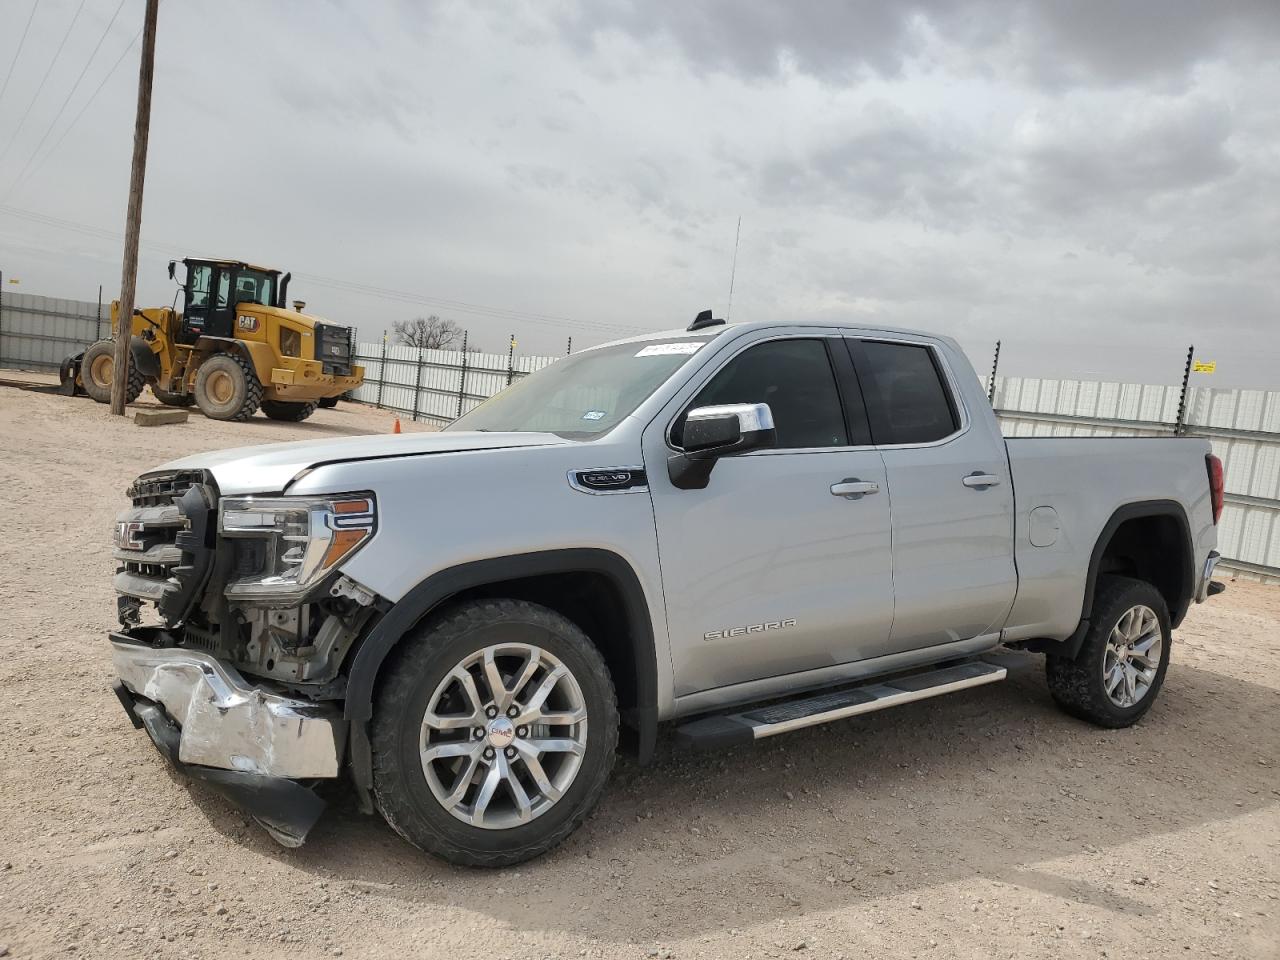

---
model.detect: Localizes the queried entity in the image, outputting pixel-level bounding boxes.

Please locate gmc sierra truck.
[108,316,1227,865]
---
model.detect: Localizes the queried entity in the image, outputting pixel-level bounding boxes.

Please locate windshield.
[446,337,714,439]
[232,269,276,307]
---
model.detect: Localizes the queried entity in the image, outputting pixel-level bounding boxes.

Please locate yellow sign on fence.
[1193,360,1217,373]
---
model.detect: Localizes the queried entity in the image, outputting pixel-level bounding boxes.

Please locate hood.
[153,431,568,495]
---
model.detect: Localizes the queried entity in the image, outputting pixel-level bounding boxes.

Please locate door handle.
[831,478,880,498]
[962,473,1001,488]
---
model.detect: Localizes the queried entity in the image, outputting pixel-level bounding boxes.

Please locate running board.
[674,660,1006,750]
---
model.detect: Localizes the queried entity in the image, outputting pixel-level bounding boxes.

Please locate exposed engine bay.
[114,470,380,697]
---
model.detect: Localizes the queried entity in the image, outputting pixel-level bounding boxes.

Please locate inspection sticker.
[635,342,703,357]
[581,410,607,421]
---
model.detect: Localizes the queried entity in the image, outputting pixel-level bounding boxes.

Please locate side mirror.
[668,403,775,489]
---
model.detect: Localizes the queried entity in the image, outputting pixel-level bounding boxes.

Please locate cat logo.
[703,618,797,641]
[236,314,259,332]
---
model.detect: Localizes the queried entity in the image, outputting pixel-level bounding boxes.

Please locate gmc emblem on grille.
[115,520,145,550]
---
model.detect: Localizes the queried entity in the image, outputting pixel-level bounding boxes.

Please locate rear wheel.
[261,399,318,422]
[371,599,618,866]
[194,353,262,421]
[1046,576,1172,728]
[81,340,143,405]
[152,387,195,407]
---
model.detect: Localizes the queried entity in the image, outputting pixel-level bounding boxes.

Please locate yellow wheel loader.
[60,259,364,422]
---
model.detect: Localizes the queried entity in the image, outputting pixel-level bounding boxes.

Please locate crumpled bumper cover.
[111,635,346,778]
[110,634,347,846]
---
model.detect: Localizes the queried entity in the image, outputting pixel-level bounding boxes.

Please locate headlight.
[219,494,376,600]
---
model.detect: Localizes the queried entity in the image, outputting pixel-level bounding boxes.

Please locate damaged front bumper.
[110,634,346,846]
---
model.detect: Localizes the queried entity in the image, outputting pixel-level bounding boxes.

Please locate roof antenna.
[726,216,741,321]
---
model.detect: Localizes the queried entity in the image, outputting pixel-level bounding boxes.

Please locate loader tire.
[317,396,339,409]
[81,340,143,405]
[194,353,262,421]
[152,387,195,407]
[261,399,318,422]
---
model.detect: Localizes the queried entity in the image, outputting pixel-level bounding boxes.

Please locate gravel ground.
[0,373,1277,960]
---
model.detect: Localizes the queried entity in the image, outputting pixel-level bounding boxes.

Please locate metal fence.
[0,291,106,370]
[350,340,559,423]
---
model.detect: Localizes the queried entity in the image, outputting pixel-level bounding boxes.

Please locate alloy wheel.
[1102,604,1163,708]
[419,643,589,829]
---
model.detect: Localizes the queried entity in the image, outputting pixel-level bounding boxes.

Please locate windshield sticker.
[581,410,607,421]
[635,342,703,357]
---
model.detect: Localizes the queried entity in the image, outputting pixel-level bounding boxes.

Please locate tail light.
[1206,454,1224,524]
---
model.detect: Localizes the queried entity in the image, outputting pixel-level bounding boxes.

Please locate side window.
[675,338,847,449]
[214,270,231,308]
[187,264,211,308]
[855,340,959,445]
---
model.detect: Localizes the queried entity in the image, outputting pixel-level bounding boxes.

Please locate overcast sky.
[0,0,1276,384]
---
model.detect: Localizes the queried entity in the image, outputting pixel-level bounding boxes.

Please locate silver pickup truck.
[109,316,1226,865]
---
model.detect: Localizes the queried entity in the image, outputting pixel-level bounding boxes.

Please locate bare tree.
[393,315,462,349]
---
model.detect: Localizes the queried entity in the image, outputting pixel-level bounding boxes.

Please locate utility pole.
[110,0,159,415]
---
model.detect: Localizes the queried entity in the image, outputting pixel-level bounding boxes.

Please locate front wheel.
[371,599,618,866]
[81,340,143,405]
[1046,575,1172,728]
[193,353,262,421]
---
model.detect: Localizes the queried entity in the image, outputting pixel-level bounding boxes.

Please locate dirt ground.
[0,372,1276,960]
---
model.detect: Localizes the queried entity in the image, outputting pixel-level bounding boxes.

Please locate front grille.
[314,322,353,376]
[115,470,217,626]
[127,471,203,507]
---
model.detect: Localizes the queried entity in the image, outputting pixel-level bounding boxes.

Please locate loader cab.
[175,259,280,342]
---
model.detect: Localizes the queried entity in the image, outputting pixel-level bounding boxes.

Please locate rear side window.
[674,338,847,449]
[854,340,959,445]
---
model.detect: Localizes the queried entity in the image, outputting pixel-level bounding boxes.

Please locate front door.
[644,331,896,697]
[846,336,1017,650]
[182,263,235,340]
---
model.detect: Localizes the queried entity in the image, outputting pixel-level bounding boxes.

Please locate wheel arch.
[193,335,274,380]
[1068,500,1195,656]
[344,549,659,802]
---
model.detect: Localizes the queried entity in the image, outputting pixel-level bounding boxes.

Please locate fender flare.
[193,336,275,382]
[1064,499,1194,657]
[343,549,659,798]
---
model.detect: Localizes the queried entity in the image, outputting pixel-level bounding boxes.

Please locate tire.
[81,340,144,405]
[152,387,195,407]
[317,396,339,409]
[261,399,318,422]
[1046,575,1172,728]
[371,599,618,867]
[193,353,262,421]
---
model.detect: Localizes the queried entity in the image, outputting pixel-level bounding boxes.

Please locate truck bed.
[1002,436,1216,642]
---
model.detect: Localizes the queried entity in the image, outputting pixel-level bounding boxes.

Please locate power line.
[3,0,130,200]
[0,0,41,111]
[5,25,140,198]
[0,0,89,168]
[0,202,654,337]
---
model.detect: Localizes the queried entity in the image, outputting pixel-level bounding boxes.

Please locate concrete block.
[134,408,189,427]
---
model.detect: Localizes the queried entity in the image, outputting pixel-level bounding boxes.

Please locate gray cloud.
[755,104,977,224]
[560,0,1280,90]
[1010,96,1239,216]
[0,0,1277,383]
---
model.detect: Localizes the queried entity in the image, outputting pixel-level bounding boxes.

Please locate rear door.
[645,330,896,697]
[847,336,1017,650]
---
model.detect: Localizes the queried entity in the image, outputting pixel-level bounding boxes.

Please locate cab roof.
[183,257,280,274]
